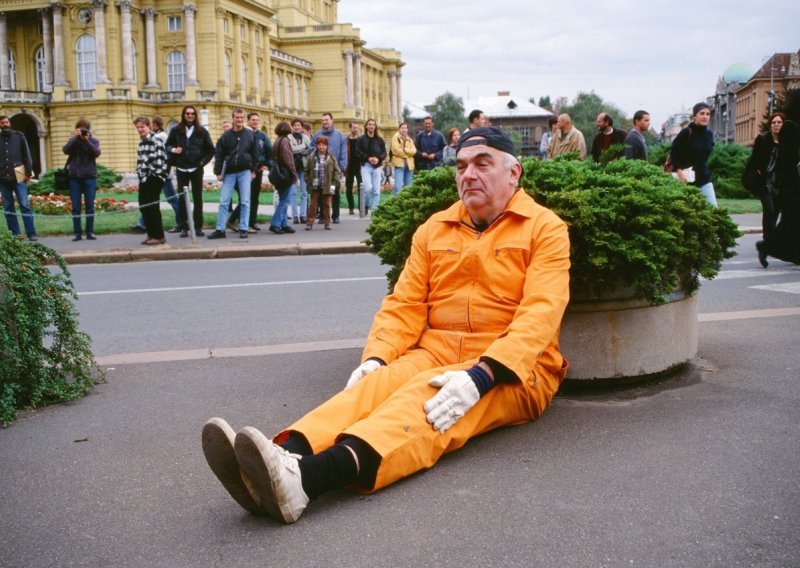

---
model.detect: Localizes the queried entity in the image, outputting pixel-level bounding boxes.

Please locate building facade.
[734,50,800,146]
[707,63,754,145]
[0,0,404,175]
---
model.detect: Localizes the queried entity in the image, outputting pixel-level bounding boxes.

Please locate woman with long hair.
[442,128,461,166]
[389,122,416,196]
[670,102,717,206]
[743,112,783,240]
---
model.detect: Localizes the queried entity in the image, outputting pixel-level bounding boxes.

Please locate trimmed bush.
[0,232,103,425]
[30,164,122,196]
[366,159,739,305]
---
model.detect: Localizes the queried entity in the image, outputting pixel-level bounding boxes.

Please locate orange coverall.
[282,189,571,491]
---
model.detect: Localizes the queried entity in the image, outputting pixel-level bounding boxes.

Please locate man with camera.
[0,114,37,241]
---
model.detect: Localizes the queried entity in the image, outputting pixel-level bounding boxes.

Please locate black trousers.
[759,191,781,240]
[176,168,205,230]
[139,175,164,239]
[345,167,362,211]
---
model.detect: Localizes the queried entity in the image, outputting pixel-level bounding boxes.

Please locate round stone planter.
[559,288,698,383]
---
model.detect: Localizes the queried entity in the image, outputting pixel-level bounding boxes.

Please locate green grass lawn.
[717,198,761,214]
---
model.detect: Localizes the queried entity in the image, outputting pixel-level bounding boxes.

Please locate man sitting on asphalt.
[202,127,571,524]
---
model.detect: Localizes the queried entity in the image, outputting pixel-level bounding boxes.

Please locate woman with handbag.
[743,113,783,240]
[669,102,716,206]
[63,118,101,241]
[268,121,297,234]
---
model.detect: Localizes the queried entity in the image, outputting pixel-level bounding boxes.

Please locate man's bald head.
[557,114,572,132]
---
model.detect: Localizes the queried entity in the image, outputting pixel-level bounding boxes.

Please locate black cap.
[692,102,711,116]
[456,126,516,157]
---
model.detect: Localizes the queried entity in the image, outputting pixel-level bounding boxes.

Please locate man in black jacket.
[0,115,37,240]
[166,105,215,237]
[208,109,258,240]
[591,113,627,162]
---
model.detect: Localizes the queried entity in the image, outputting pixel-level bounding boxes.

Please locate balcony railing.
[65,89,95,101]
[108,88,130,100]
[0,90,53,103]
[197,90,217,102]
[270,49,313,70]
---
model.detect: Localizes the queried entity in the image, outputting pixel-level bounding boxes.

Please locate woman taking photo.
[670,102,717,206]
[390,122,416,196]
[743,112,783,239]
[63,118,101,241]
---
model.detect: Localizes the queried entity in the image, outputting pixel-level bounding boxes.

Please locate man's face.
[136,122,150,138]
[455,143,520,224]
[636,114,651,132]
[321,115,332,130]
[478,113,488,127]
[423,119,433,133]
[232,112,245,129]
[183,109,196,124]
[0,117,10,130]
[557,116,569,132]
[248,114,260,130]
[292,121,303,132]
[596,113,608,131]
[349,123,359,136]
[222,122,232,132]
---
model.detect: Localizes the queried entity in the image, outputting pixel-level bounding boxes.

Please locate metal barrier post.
[358,181,366,218]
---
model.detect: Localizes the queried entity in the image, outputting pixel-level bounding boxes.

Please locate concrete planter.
[559,288,697,383]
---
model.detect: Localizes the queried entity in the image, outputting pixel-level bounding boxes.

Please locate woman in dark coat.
[757,91,800,267]
[743,112,783,239]
[670,102,716,206]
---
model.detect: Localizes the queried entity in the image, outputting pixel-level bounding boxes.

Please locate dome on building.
[722,63,755,84]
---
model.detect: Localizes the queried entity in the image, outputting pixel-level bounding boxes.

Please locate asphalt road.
[1,235,799,567]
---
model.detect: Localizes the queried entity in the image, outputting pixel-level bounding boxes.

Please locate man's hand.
[423,371,480,434]
[345,359,382,390]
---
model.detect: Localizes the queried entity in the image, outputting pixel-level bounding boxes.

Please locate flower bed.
[13,194,135,215]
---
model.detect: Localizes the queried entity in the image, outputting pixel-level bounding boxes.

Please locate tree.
[427,91,466,136]
[402,105,412,125]
[538,95,552,110]
[759,86,798,135]
[560,91,630,144]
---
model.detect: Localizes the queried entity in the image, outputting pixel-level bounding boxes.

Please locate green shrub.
[31,164,123,196]
[0,232,103,425]
[366,160,739,305]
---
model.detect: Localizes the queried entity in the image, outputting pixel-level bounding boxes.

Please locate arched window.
[285,73,292,108]
[295,78,301,110]
[303,80,309,111]
[35,47,46,91]
[240,57,247,92]
[224,53,231,85]
[274,72,282,106]
[166,51,185,91]
[255,59,261,92]
[75,34,97,89]
[8,50,16,90]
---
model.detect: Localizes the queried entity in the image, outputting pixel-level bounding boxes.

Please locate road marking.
[698,307,800,322]
[95,338,366,366]
[750,282,800,295]
[711,269,797,280]
[77,276,386,296]
[95,307,800,365]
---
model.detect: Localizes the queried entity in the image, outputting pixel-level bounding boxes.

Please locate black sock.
[279,432,313,457]
[298,443,359,500]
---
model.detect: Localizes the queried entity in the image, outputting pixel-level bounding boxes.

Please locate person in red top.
[202,127,571,524]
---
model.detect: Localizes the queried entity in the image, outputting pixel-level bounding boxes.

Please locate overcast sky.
[338,0,799,127]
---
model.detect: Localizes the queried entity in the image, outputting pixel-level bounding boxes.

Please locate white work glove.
[345,359,382,390]
[423,371,480,434]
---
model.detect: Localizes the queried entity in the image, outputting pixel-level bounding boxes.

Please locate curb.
[59,241,369,264]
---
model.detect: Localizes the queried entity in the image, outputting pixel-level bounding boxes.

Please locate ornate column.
[40,9,54,91]
[388,72,397,118]
[396,71,403,120]
[343,50,353,108]
[38,135,48,173]
[92,0,110,83]
[215,9,226,90]
[0,13,9,90]
[249,23,259,94]
[232,15,242,94]
[141,8,158,88]
[51,3,69,86]
[183,4,198,85]
[117,1,134,83]
[353,52,362,112]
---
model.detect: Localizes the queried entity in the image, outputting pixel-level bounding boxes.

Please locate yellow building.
[0,0,404,175]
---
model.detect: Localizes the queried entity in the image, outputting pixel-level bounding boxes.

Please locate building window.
[8,50,16,90]
[223,18,229,34]
[35,46,46,91]
[224,53,231,85]
[295,78,301,111]
[255,59,261,91]
[167,16,182,32]
[285,74,292,108]
[519,126,530,144]
[303,80,309,110]
[240,57,247,92]
[274,73,282,106]
[166,50,186,91]
[75,34,97,90]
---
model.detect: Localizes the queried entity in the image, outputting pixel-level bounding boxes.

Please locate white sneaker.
[201,417,260,515]
[234,426,310,524]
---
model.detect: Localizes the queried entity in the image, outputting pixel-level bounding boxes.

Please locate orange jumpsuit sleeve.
[481,210,571,382]
[362,224,432,364]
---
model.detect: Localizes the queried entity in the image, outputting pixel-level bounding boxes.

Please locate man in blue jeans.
[0,115,37,241]
[208,109,258,240]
